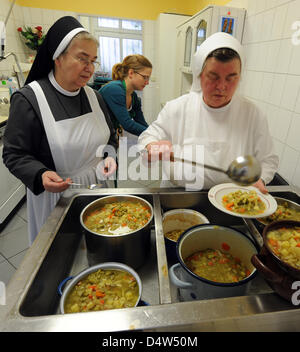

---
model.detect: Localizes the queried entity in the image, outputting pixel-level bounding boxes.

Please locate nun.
[138,32,278,192]
[3,16,118,245]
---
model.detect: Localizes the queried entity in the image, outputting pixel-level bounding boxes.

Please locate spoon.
[170,154,262,186]
[68,182,103,190]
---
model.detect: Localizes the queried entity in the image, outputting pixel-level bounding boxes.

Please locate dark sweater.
[2,78,117,195]
[99,80,148,136]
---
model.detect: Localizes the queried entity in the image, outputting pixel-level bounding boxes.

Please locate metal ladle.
[170,154,262,186]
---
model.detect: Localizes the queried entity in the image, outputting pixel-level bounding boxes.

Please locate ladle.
[170,154,262,186]
[68,182,103,190]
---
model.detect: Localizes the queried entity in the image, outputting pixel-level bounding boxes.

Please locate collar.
[48,70,81,96]
[201,92,234,113]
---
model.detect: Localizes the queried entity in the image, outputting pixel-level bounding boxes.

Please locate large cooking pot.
[169,224,258,301]
[254,220,300,280]
[80,195,153,269]
[59,262,142,314]
[256,197,300,226]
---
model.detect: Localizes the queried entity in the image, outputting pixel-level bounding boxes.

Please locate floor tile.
[0,226,29,258]
[16,203,27,222]
[0,253,6,264]
[8,249,28,270]
[0,215,27,237]
[0,261,16,285]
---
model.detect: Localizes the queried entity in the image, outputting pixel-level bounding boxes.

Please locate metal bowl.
[80,195,153,269]
[162,209,209,261]
[59,262,142,314]
[256,197,300,225]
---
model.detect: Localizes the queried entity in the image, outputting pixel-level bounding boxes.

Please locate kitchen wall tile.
[273,107,293,142]
[260,9,275,42]
[280,74,300,111]
[271,3,288,40]
[22,7,31,25]
[256,0,267,14]
[295,89,300,114]
[272,138,285,162]
[259,72,274,102]
[264,40,281,72]
[288,44,300,75]
[275,38,293,73]
[282,0,300,38]
[268,73,286,106]
[292,156,300,188]
[29,7,42,25]
[286,112,300,151]
[278,144,299,182]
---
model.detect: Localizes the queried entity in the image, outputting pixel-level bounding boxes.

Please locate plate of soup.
[208,183,277,219]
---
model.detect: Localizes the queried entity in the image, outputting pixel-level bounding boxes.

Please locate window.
[88,16,143,76]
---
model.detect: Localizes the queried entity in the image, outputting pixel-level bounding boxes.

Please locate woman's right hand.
[42,171,71,193]
[146,140,173,162]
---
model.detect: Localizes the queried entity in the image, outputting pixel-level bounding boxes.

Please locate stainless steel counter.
[1,186,300,332]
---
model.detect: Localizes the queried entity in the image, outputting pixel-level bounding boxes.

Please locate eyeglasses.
[134,71,150,82]
[69,54,100,70]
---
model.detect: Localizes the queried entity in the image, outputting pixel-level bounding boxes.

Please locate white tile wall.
[0,1,75,81]
[228,0,300,189]
[0,1,156,122]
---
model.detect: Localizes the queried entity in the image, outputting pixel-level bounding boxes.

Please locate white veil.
[190,32,244,92]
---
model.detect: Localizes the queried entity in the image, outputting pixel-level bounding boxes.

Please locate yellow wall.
[15,0,230,20]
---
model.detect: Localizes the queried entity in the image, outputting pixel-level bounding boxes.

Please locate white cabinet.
[174,5,246,97]
[0,139,25,225]
[155,13,191,108]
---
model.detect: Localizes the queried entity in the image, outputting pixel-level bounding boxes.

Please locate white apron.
[27,81,110,245]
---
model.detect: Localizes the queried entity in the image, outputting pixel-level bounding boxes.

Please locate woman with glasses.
[3,16,117,245]
[99,54,152,137]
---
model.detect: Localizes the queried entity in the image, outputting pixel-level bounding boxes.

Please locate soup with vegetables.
[267,226,300,270]
[165,229,184,242]
[185,248,251,283]
[222,190,266,216]
[260,202,300,224]
[64,269,139,313]
[84,200,151,235]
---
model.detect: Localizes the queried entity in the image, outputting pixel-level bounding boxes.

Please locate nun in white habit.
[3,16,118,245]
[138,32,278,191]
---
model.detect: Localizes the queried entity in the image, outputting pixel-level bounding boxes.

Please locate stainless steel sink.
[1,186,300,332]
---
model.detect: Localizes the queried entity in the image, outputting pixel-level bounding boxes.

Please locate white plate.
[208,183,277,219]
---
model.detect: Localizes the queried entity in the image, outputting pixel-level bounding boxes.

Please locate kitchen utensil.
[170,154,262,186]
[80,195,153,269]
[169,224,258,301]
[68,182,103,190]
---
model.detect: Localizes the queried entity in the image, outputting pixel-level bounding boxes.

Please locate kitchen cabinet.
[0,124,25,226]
[174,5,246,97]
[155,13,191,109]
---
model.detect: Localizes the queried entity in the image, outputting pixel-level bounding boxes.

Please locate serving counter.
[1,186,300,332]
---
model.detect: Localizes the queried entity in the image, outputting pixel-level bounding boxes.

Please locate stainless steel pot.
[59,262,142,314]
[80,195,153,269]
[169,224,258,301]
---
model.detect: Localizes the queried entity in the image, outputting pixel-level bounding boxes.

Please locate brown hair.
[112,54,152,80]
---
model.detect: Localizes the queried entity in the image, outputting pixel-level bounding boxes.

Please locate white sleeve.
[253,111,279,184]
[137,102,173,150]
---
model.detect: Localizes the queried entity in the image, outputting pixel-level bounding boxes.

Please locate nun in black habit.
[2,16,118,245]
